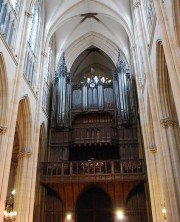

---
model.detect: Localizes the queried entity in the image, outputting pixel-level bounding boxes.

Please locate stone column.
[0,126,8,220]
[0,9,33,222]
[131,42,163,222]
[0,126,7,185]
[159,118,180,219]
[14,151,32,222]
[153,0,180,122]
[132,1,180,221]
[28,51,49,222]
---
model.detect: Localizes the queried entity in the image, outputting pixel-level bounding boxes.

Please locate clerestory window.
[28,0,40,53]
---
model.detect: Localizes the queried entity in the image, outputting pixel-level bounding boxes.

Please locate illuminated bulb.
[162,208,167,214]
[117,211,124,219]
[12,189,16,195]
[10,212,14,217]
[67,214,72,220]
[4,210,7,216]
[13,211,17,216]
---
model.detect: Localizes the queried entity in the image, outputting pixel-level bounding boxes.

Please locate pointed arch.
[125,182,149,221]
[65,32,128,72]
[17,96,32,151]
[27,0,41,53]
[0,53,8,128]
[76,185,113,222]
[33,122,47,222]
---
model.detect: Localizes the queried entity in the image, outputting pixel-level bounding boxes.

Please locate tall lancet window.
[8,20,14,45]
[42,39,54,114]
[24,0,41,87]
[4,13,11,38]
[0,0,19,48]
[46,46,52,83]
[0,0,2,13]
[28,0,40,53]
[0,4,7,29]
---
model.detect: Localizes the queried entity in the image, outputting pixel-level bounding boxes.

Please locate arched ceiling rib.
[44,0,133,70]
[65,32,127,72]
[71,46,115,80]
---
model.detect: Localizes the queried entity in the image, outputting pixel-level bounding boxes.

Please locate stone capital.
[18,151,32,159]
[160,118,179,128]
[149,146,157,154]
[41,51,48,57]
[0,126,7,134]
[24,11,33,18]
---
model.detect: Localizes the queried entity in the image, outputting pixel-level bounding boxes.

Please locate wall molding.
[0,126,7,134]
[160,118,179,128]
[0,33,18,65]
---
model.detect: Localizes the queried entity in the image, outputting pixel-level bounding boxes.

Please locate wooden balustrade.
[41,159,145,183]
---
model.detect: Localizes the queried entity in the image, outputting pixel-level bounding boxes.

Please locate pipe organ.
[43,52,148,222]
[50,52,139,161]
[52,54,134,128]
[114,52,135,126]
[72,69,113,111]
[51,54,71,128]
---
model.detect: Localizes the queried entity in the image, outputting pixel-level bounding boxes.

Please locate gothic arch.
[126,182,148,221]
[65,32,128,72]
[44,0,133,50]
[75,185,113,222]
[17,96,32,151]
[41,187,63,222]
[0,53,8,128]
[172,0,180,50]
[33,123,47,222]
[156,41,178,121]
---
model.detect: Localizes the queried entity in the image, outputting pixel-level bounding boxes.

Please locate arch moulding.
[65,32,128,72]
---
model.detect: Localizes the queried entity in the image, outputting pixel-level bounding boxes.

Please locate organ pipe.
[82,76,88,111]
[98,77,103,110]
[116,51,134,125]
[52,53,71,128]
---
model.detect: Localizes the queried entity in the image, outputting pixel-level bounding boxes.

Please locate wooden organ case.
[41,54,151,222]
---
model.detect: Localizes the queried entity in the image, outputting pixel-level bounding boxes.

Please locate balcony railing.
[41,159,145,183]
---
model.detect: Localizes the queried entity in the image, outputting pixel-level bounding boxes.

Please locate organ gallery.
[41,51,149,222]
[0,1,179,222]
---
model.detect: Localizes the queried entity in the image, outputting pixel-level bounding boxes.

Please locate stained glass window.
[8,20,14,46]
[0,4,7,28]
[28,0,40,53]
[4,13,11,38]
[0,0,2,13]
[46,46,52,83]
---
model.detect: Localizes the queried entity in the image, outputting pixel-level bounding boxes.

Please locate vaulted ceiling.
[44,0,133,73]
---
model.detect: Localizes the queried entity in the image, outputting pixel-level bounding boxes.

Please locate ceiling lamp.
[4,190,17,221]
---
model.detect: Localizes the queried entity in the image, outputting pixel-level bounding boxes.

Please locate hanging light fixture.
[161,202,167,220]
[4,190,17,222]
[116,210,124,220]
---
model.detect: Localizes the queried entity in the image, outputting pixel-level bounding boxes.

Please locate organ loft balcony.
[41,159,145,184]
